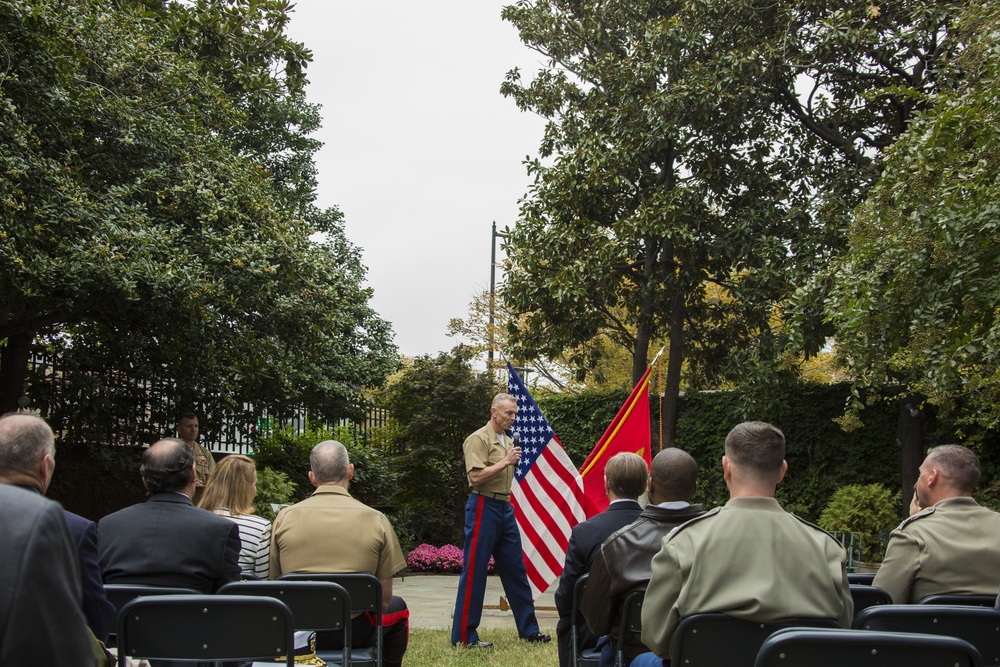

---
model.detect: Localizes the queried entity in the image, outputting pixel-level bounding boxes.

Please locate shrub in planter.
[818,483,899,563]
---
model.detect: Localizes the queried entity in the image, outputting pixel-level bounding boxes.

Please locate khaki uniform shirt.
[190,441,216,487]
[464,421,514,495]
[269,485,406,583]
[873,496,1000,603]
[641,496,853,657]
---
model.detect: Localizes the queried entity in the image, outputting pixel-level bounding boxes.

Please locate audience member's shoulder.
[61,509,94,534]
[664,506,721,540]
[0,483,56,512]
[891,505,937,532]
[789,512,844,540]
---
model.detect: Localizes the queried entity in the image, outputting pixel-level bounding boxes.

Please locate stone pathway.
[394,574,559,631]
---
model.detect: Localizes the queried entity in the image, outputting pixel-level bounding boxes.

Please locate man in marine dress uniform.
[583,448,706,667]
[450,393,551,648]
[874,444,1000,603]
[632,421,853,667]
[554,452,647,667]
[270,440,409,667]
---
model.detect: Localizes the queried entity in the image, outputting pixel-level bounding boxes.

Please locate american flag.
[507,362,586,599]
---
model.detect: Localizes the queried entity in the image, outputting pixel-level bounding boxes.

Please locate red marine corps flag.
[578,364,654,517]
[506,362,586,600]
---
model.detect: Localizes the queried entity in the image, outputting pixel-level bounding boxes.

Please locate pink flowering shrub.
[406,544,495,573]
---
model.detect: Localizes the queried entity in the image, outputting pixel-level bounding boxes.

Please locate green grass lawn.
[406,628,557,667]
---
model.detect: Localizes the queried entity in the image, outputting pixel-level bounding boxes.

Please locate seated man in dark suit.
[98,438,241,593]
[582,448,705,667]
[0,483,97,666]
[0,412,116,644]
[554,452,647,667]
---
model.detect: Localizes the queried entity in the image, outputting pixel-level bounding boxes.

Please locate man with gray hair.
[0,413,115,643]
[270,440,409,667]
[98,438,241,593]
[874,444,1000,603]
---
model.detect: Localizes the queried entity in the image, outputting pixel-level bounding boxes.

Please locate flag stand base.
[483,596,556,612]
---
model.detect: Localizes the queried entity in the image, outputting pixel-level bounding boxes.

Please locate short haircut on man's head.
[0,413,55,474]
[310,440,350,485]
[141,439,194,494]
[492,393,516,408]
[927,444,981,493]
[177,411,198,423]
[604,452,649,500]
[650,447,699,501]
[724,421,786,475]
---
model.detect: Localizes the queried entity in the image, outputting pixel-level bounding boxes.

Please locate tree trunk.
[898,394,926,511]
[632,321,652,387]
[0,331,34,414]
[662,291,685,448]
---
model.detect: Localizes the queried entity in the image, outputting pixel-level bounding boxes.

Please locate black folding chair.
[615,589,646,667]
[103,584,200,648]
[849,584,893,618]
[219,580,353,665]
[104,584,202,615]
[670,613,840,667]
[920,594,999,607]
[755,627,983,667]
[571,573,601,667]
[280,572,383,667]
[854,603,1000,666]
[847,572,876,586]
[116,594,295,666]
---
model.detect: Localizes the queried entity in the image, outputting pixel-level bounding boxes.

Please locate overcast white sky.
[284,1,547,358]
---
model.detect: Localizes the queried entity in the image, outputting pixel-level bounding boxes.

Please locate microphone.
[512,432,520,448]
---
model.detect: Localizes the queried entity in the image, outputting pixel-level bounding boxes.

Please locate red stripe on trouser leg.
[459,495,486,644]
[382,607,410,645]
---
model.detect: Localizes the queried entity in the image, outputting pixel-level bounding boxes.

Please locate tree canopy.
[0,0,397,438]
[822,2,1000,434]
[498,0,969,440]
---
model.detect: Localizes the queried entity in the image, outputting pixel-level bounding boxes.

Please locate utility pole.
[488,221,507,367]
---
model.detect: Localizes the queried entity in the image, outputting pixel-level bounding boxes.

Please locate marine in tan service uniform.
[270,440,409,667]
[176,412,215,498]
[874,444,1000,604]
[634,422,853,666]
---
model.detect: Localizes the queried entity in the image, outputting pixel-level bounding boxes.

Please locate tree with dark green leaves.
[498,0,968,443]
[379,347,496,546]
[822,3,1000,438]
[0,0,396,439]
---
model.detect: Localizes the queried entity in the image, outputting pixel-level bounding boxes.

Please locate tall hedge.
[538,382,901,522]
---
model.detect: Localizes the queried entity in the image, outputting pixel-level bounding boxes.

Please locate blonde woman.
[197,454,271,579]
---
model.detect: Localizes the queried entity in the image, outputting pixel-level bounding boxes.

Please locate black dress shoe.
[456,641,494,649]
[523,632,551,643]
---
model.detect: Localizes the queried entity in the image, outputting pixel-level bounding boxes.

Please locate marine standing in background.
[176,411,215,499]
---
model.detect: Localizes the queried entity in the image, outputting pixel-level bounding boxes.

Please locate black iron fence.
[15,348,387,454]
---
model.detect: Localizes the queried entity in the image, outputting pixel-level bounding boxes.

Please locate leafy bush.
[253,466,298,521]
[377,348,495,546]
[253,423,397,507]
[406,543,494,574]
[818,483,900,562]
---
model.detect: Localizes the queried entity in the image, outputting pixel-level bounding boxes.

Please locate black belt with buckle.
[472,490,510,502]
